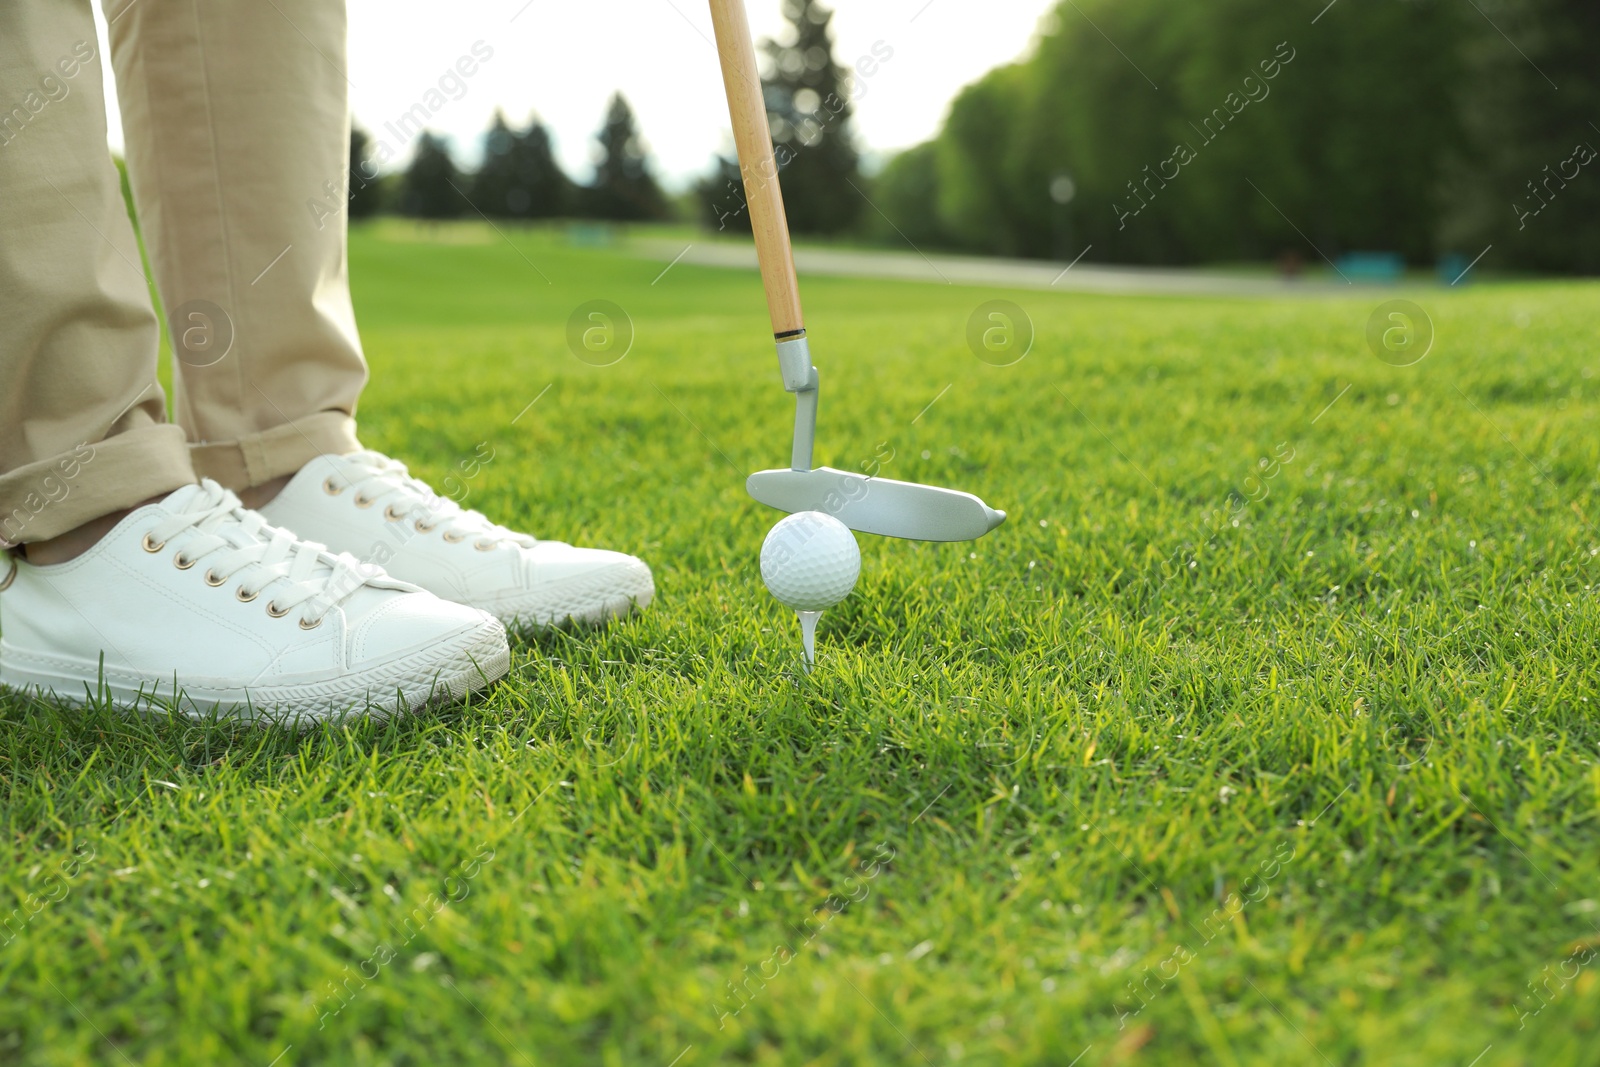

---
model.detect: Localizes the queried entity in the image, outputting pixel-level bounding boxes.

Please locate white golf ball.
[760,511,860,611]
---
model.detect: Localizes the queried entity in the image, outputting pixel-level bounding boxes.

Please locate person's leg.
[106,0,366,499]
[0,1,193,554]
[0,2,509,719]
[107,0,653,629]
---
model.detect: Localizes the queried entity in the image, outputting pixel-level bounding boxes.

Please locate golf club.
[706,0,1007,543]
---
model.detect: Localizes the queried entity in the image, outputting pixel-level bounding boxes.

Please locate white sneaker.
[0,481,509,724]
[258,451,655,628]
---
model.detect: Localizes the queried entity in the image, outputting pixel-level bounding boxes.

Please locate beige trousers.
[0,0,365,547]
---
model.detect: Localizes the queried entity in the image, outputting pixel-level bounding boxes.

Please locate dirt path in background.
[633,238,1378,298]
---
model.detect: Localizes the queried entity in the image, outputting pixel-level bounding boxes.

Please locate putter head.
[747,467,1006,542]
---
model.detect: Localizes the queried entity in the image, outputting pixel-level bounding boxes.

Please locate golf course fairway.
[4,221,1598,1066]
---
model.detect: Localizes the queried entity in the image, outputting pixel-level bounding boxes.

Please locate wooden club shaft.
[707,0,806,339]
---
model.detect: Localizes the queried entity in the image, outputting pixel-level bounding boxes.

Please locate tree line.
[351,0,1595,274]
[872,0,1598,273]
[345,91,667,224]
[347,0,864,234]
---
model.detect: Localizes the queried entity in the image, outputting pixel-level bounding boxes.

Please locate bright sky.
[95,0,1054,190]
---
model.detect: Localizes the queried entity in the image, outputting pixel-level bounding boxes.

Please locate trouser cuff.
[189,411,361,491]
[0,425,194,547]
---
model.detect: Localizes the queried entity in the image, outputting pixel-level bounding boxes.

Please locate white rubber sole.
[0,620,509,726]
[476,579,652,630]
[495,586,654,629]
[482,567,655,629]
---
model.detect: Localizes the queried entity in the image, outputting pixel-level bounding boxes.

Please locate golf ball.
[760,511,860,611]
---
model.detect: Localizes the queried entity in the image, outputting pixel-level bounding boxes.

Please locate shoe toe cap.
[352,590,506,666]
[494,546,653,624]
[549,548,652,594]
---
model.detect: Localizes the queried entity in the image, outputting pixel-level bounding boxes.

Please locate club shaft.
[792,385,816,470]
[707,0,806,339]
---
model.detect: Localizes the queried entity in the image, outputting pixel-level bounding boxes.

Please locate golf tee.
[797,609,821,672]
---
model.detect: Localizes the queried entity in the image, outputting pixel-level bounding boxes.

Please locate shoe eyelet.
[442,530,466,543]
[173,552,196,570]
[323,477,343,495]
[414,519,436,534]
[265,602,289,618]
[204,569,226,587]
[236,586,259,603]
[384,505,407,522]
[142,533,165,553]
[299,615,324,630]
[353,494,375,509]
[475,539,496,551]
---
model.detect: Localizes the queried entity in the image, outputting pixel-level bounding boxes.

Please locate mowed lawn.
[5,220,1600,1066]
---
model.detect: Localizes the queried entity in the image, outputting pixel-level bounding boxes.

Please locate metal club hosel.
[775,333,818,472]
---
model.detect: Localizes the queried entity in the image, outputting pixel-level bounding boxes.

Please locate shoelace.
[328,451,538,551]
[145,480,376,628]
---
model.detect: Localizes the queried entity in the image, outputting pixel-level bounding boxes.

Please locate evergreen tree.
[399,132,462,220]
[758,0,864,234]
[581,93,666,221]
[694,155,752,234]
[473,110,574,219]
[348,125,383,220]
[472,111,520,216]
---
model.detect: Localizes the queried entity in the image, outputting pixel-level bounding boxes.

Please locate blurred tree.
[348,125,384,219]
[472,112,518,216]
[758,0,863,234]
[398,132,462,220]
[1442,0,1600,272]
[694,0,868,236]
[1234,0,1466,263]
[694,155,753,234]
[935,64,1035,256]
[581,93,667,221]
[888,0,1476,267]
[472,110,574,220]
[1003,0,1170,262]
[870,141,947,247]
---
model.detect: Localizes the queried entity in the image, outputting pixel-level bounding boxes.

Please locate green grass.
[5,220,1600,1066]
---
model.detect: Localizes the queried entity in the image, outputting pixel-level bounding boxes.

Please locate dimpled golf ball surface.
[760,511,860,611]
